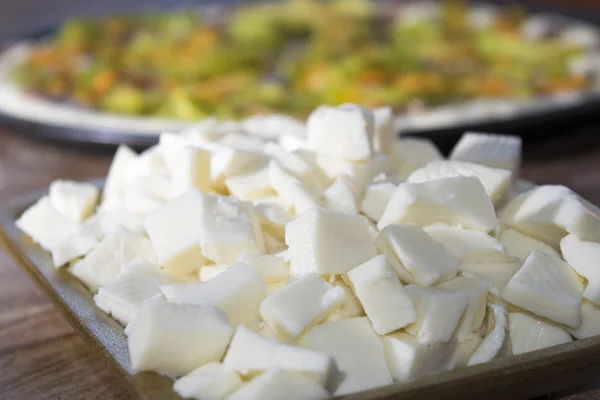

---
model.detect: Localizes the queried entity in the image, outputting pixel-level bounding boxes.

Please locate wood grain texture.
[2,124,600,399]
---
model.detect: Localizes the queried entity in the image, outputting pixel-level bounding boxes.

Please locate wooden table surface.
[1,126,600,399]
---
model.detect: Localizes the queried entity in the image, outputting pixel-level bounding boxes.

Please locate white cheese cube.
[221,133,266,152]
[424,223,505,259]
[266,282,287,296]
[383,332,456,383]
[126,175,173,202]
[265,143,327,189]
[102,145,137,203]
[459,250,522,296]
[211,148,268,192]
[225,167,275,200]
[236,252,288,284]
[49,180,99,222]
[123,193,164,216]
[307,104,374,162]
[285,208,377,278]
[255,203,293,241]
[561,234,600,305]
[242,114,306,139]
[94,261,183,325]
[450,132,521,173]
[123,146,169,183]
[391,137,443,179]
[52,231,98,268]
[171,264,265,328]
[376,224,459,286]
[300,317,393,395]
[168,146,212,197]
[323,178,359,214]
[508,312,572,355]
[144,190,209,274]
[279,133,309,152]
[263,231,287,254]
[408,160,512,207]
[16,196,78,251]
[160,282,199,300]
[372,106,396,156]
[326,279,365,322]
[228,370,329,400]
[173,362,242,400]
[128,297,233,377]
[147,191,264,268]
[378,176,498,233]
[346,255,416,335]
[223,326,335,386]
[199,264,231,282]
[502,251,583,327]
[97,206,146,234]
[499,228,561,261]
[404,285,469,344]
[316,153,393,191]
[260,274,345,342]
[568,300,600,339]
[467,304,509,365]
[501,185,600,247]
[69,230,157,292]
[361,181,397,222]
[269,161,322,214]
[437,277,490,342]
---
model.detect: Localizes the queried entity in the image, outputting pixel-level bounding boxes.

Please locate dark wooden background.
[2,0,600,399]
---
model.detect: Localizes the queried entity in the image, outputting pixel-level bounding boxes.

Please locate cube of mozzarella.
[378,176,498,233]
[128,297,233,377]
[254,203,293,241]
[225,167,275,200]
[499,228,561,261]
[372,106,396,156]
[265,143,327,190]
[170,264,265,328]
[16,196,78,251]
[173,362,243,400]
[404,285,469,344]
[437,277,490,342]
[376,224,459,287]
[323,178,359,214]
[285,208,377,278]
[94,261,184,325]
[501,185,600,247]
[223,326,335,386]
[316,153,393,191]
[361,181,397,222]
[144,190,209,274]
[199,264,230,282]
[168,146,212,197]
[260,274,345,342]
[326,279,365,322]
[268,161,322,215]
[300,317,393,395]
[502,251,583,328]
[347,255,416,335]
[424,223,505,259]
[509,312,572,355]
[236,252,288,284]
[307,104,374,162]
[391,138,443,179]
[407,160,512,207]
[211,148,269,192]
[242,114,306,140]
[102,145,137,204]
[52,231,98,268]
[69,230,157,292]
[383,332,456,383]
[459,250,521,296]
[561,234,600,305]
[450,132,521,173]
[228,370,329,400]
[49,180,99,222]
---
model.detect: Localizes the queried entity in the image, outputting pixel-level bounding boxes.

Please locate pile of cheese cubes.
[16,104,600,400]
